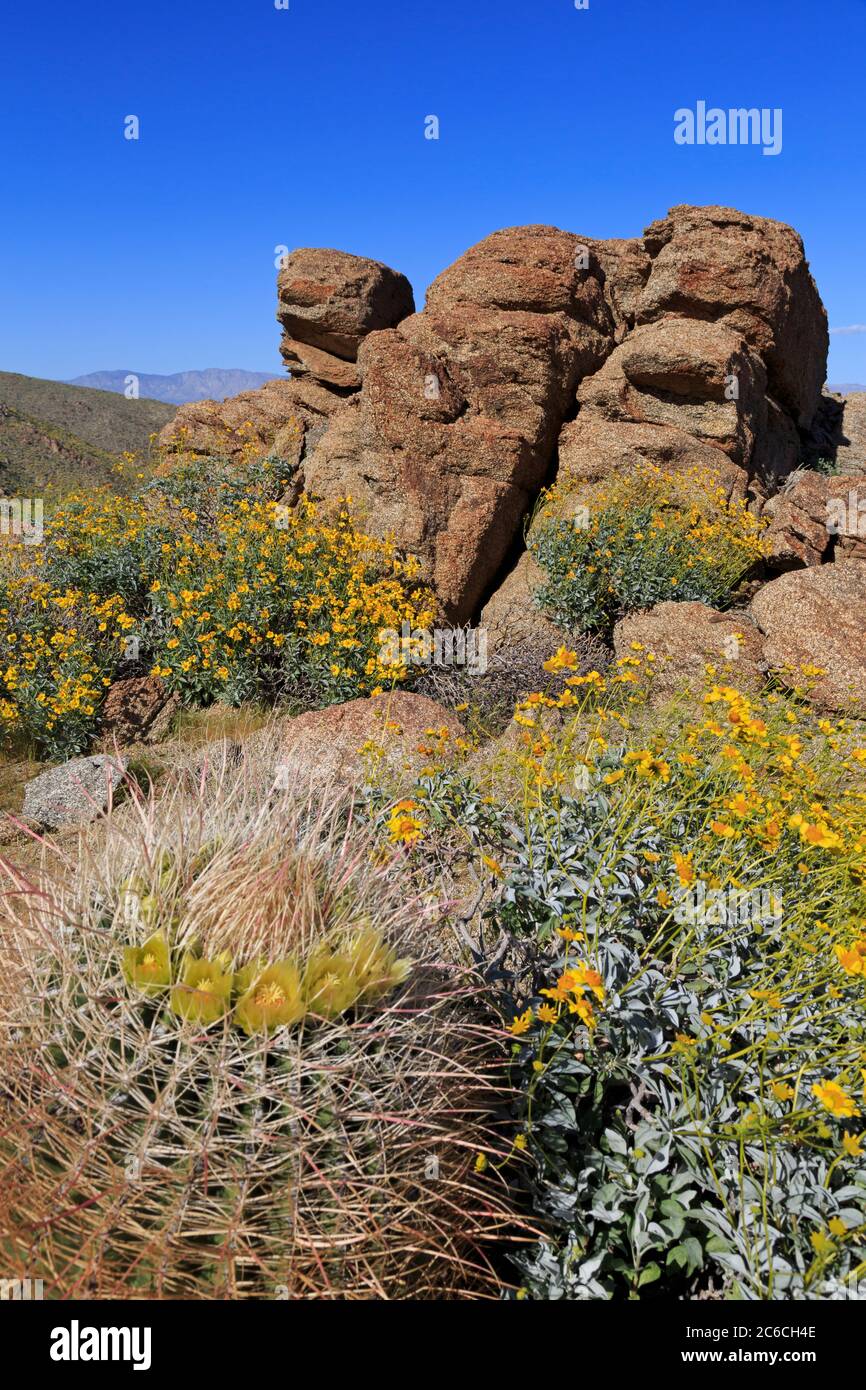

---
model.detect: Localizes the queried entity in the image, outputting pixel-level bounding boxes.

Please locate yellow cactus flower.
[235,960,304,1036]
[170,955,233,1025]
[122,931,171,995]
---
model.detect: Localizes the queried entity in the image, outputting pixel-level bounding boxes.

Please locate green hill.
[0,401,126,498]
[0,371,174,458]
[0,372,176,500]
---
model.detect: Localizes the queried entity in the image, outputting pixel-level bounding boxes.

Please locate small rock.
[23,755,129,830]
[97,676,179,748]
[242,691,465,794]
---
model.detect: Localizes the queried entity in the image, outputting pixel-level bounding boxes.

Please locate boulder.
[554,415,749,506]
[613,601,765,703]
[97,677,179,748]
[303,225,620,621]
[575,317,767,467]
[160,207,829,629]
[750,396,802,488]
[242,691,466,793]
[638,205,828,427]
[22,755,128,830]
[763,473,866,569]
[584,237,652,332]
[480,551,572,654]
[750,561,866,712]
[277,247,415,385]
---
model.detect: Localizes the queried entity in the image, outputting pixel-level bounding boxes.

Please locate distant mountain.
[67,368,278,405]
[0,371,175,497]
[828,383,866,395]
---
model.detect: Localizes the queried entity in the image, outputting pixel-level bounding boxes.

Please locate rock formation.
[160,205,831,632]
[302,207,827,623]
[158,249,415,467]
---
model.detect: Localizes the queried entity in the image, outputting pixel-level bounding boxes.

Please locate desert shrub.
[0,570,135,759]
[0,771,520,1299]
[530,464,767,636]
[146,495,433,708]
[36,490,171,610]
[484,656,866,1299]
[0,462,434,757]
[403,652,866,1299]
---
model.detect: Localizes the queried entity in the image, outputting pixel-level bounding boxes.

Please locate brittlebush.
[0,461,434,756]
[530,463,768,636]
[409,649,866,1299]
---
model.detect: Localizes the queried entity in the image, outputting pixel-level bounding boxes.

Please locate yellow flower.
[508,1008,534,1036]
[386,799,425,846]
[170,955,233,1025]
[235,959,304,1035]
[810,1230,835,1256]
[543,646,579,673]
[835,944,865,976]
[770,1080,795,1102]
[122,931,171,995]
[555,924,584,943]
[673,852,695,887]
[812,1080,860,1119]
[842,1131,864,1157]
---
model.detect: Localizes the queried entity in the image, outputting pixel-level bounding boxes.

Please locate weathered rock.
[157,376,346,465]
[277,247,415,381]
[242,691,465,792]
[638,205,828,427]
[554,415,749,505]
[97,677,179,748]
[480,551,573,653]
[762,473,866,569]
[750,561,866,712]
[22,755,128,830]
[762,472,834,568]
[304,226,620,621]
[750,395,802,488]
[613,601,765,703]
[161,207,828,629]
[584,237,652,333]
[575,317,767,467]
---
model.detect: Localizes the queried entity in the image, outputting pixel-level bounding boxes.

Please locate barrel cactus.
[0,769,520,1298]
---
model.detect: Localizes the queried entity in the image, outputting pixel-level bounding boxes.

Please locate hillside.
[0,371,174,458]
[0,400,131,498]
[68,368,277,405]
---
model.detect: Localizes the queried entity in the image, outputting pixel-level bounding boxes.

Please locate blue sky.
[1,0,864,384]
